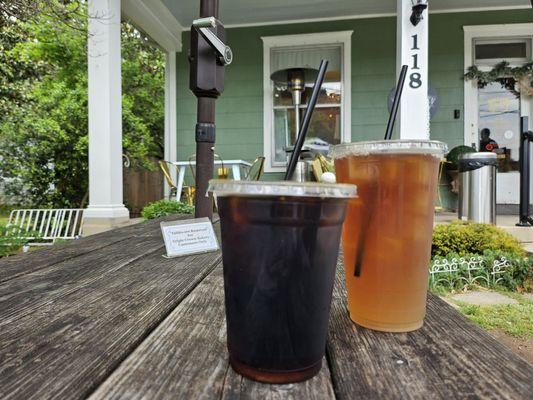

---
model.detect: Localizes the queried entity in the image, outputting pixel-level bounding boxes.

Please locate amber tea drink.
[209,180,356,383]
[331,140,447,332]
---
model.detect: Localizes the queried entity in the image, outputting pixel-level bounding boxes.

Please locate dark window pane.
[273,70,341,106]
[273,107,341,165]
[475,42,527,60]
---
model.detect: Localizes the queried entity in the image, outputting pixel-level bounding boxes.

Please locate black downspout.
[517,116,533,227]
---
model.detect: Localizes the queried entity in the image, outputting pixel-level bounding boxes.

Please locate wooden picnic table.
[0,215,531,399]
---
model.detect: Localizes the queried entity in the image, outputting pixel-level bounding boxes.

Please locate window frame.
[261,31,353,173]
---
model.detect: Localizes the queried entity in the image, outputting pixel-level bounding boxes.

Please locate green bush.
[432,221,525,258]
[141,200,194,220]
[0,226,28,257]
[446,145,476,169]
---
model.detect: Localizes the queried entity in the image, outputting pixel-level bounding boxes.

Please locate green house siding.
[176,10,532,175]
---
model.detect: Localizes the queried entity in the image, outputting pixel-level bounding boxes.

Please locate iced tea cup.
[330,140,447,332]
[209,180,356,383]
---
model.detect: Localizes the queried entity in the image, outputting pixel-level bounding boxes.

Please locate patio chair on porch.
[244,156,265,181]
[158,160,178,200]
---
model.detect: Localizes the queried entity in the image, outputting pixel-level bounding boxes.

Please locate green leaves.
[432,221,526,258]
[464,61,533,95]
[141,200,195,220]
[446,145,476,169]
[0,2,164,207]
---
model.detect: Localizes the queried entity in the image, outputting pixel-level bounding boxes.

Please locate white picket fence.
[4,209,84,245]
[429,256,512,288]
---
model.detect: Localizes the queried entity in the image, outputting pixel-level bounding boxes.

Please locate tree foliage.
[0,1,164,207]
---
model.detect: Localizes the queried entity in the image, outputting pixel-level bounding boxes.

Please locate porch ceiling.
[162,0,530,27]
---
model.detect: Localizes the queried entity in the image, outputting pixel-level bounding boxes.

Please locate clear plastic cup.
[330,140,447,332]
[209,180,356,383]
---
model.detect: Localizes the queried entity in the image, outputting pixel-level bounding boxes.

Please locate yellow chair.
[158,160,178,200]
[245,157,265,181]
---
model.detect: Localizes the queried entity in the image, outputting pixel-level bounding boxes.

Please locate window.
[474,39,531,66]
[477,82,520,172]
[262,32,352,172]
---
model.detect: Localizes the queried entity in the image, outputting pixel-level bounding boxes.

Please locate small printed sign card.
[160,218,219,258]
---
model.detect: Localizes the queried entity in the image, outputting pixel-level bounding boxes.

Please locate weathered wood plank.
[0,214,193,283]
[90,267,336,400]
[0,235,164,322]
[0,233,129,284]
[327,254,533,399]
[221,360,335,400]
[0,223,221,400]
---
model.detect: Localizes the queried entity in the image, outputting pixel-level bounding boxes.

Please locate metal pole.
[285,60,328,180]
[193,0,219,220]
[517,116,533,226]
[195,99,216,219]
[294,104,300,143]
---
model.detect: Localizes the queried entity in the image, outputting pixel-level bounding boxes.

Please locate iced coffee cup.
[209,180,356,383]
[330,140,447,332]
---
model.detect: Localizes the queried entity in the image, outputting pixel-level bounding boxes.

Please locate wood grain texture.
[0,214,196,283]
[0,220,221,400]
[90,267,336,400]
[2,213,531,400]
[327,254,533,400]
[0,233,128,284]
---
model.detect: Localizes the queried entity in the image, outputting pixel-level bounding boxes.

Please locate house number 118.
[410,34,422,89]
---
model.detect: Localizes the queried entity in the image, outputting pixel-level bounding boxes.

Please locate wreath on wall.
[464,61,533,97]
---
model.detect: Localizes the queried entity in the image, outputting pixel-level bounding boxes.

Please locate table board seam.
[325,344,342,400]
[85,255,223,399]
[0,236,134,285]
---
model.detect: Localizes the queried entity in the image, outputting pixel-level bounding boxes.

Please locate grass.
[0,215,10,228]
[455,296,533,338]
[0,205,13,228]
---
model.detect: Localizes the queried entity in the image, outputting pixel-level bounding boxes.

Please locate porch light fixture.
[410,0,428,26]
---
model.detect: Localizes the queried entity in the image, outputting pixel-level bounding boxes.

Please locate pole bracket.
[196,123,216,143]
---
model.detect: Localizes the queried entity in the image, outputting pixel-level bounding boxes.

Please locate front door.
[477,82,521,204]
[464,25,533,206]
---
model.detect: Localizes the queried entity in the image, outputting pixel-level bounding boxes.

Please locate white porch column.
[84,0,129,235]
[164,51,178,198]
[396,0,429,139]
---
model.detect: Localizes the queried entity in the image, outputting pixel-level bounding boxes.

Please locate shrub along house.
[84,0,532,232]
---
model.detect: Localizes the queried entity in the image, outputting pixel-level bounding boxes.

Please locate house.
[83,0,533,233]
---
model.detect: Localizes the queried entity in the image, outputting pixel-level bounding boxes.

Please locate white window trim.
[463,23,533,148]
[262,31,353,173]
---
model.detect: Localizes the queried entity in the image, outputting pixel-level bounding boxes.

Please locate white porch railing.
[5,209,84,245]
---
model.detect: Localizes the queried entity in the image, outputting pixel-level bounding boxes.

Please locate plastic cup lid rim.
[329,139,448,159]
[208,179,357,198]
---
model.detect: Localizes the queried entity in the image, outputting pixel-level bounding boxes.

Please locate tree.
[0,1,84,29]
[0,1,164,207]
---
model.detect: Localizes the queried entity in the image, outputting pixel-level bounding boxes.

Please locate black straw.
[284,60,329,180]
[384,65,408,141]
[355,65,409,278]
